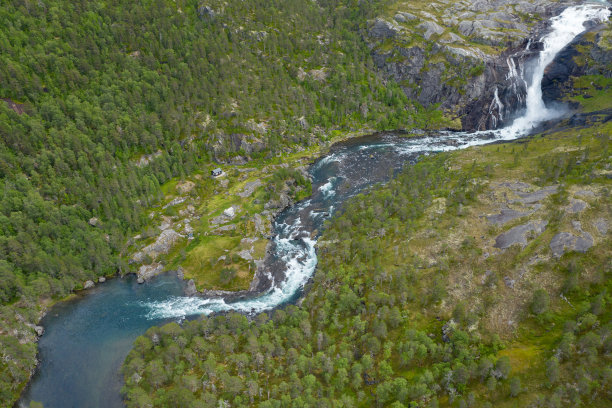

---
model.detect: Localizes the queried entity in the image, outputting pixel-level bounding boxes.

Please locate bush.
[531,289,550,315]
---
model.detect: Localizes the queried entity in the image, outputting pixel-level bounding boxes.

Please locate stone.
[420,11,438,21]
[494,220,548,249]
[394,12,417,23]
[84,280,95,289]
[513,185,558,205]
[440,33,465,44]
[370,18,400,39]
[298,116,309,129]
[177,266,185,280]
[98,277,106,283]
[138,263,164,281]
[237,249,253,261]
[163,196,186,209]
[88,217,101,227]
[197,5,217,19]
[185,279,198,296]
[34,326,44,336]
[417,21,444,40]
[566,198,587,214]
[137,277,144,284]
[550,232,593,257]
[503,276,515,289]
[238,180,263,198]
[575,189,595,198]
[214,224,237,233]
[223,207,236,218]
[486,208,529,225]
[132,229,183,262]
[594,218,608,235]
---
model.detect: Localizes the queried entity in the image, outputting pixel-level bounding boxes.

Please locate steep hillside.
[0,0,421,403]
[121,116,612,408]
[366,0,577,130]
[121,15,612,408]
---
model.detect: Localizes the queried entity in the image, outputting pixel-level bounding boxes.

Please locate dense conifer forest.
[1,0,611,406]
[0,0,418,402]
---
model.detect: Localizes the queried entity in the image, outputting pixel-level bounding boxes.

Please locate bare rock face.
[486,208,529,225]
[594,218,608,235]
[132,229,183,263]
[550,231,593,257]
[494,220,548,249]
[394,12,417,23]
[367,0,574,130]
[512,185,558,205]
[88,217,101,227]
[566,198,587,214]
[185,279,198,296]
[137,263,164,282]
[417,21,444,40]
[370,18,400,39]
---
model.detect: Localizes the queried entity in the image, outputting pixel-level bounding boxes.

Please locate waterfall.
[140,4,611,320]
[500,4,611,137]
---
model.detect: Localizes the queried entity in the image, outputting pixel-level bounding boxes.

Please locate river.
[19,4,610,407]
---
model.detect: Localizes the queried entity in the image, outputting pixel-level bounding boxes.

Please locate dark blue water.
[19,274,186,408]
[19,130,511,408]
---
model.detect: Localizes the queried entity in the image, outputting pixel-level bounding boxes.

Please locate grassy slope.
[121,113,612,406]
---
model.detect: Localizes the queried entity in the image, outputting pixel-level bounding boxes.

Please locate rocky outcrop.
[131,229,183,263]
[494,220,548,249]
[550,231,593,257]
[367,0,574,130]
[137,263,164,282]
[542,22,612,104]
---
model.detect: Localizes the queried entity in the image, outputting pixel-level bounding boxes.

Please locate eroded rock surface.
[137,263,164,282]
[132,229,183,262]
[487,208,530,225]
[494,220,547,249]
[550,231,593,257]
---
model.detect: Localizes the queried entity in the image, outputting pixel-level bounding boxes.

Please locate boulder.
[394,12,417,23]
[223,207,236,218]
[494,220,548,249]
[550,232,593,257]
[132,229,183,262]
[88,217,101,227]
[83,280,95,289]
[594,218,608,235]
[566,198,587,214]
[370,19,400,39]
[98,277,106,283]
[138,263,164,281]
[513,185,558,204]
[417,21,445,40]
[486,208,529,225]
[185,279,198,296]
[197,5,217,19]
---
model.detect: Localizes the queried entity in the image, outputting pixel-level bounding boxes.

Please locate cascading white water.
[500,4,611,137]
[141,4,610,320]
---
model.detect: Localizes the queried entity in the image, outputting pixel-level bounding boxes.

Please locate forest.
[0,0,422,403]
[122,120,612,407]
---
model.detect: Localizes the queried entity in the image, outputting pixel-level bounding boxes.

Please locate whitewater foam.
[500,4,610,137]
[140,4,610,321]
